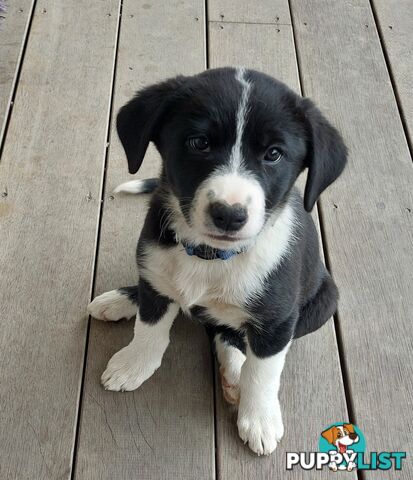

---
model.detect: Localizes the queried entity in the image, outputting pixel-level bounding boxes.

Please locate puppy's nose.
[208,202,247,232]
[349,433,358,441]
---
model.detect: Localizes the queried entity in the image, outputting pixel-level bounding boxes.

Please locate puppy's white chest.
[140,246,252,327]
[140,205,294,329]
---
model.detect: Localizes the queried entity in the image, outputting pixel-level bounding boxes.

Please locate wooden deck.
[0,1,411,478]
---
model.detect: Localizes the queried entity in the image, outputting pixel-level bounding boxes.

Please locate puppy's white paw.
[347,461,357,471]
[220,366,240,406]
[237,403,284,456]
[329,462,338,472]
[101,344,162,391]
[88,290,137,322]
[215,335,245,406]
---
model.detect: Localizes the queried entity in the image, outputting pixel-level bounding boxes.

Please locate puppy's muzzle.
[208,201,248,232]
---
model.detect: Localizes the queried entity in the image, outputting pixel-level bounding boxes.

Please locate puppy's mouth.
[337,442,347,454]
[206,233,244,242]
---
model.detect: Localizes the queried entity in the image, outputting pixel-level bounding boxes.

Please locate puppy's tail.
[0,2,6,27]
[114,178,159,195]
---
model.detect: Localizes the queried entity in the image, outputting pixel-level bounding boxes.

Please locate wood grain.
[0,0,34,141]
[289,0,413,477]
[73,1,214,479]
[371,0,413,145]
[2,0,410,477]
[208,0,290,25]
[209,18,355,479]
[0,1,119,478]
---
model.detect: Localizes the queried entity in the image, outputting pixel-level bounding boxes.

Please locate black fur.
[301,99,348,211]
[205,323,247,355]
[190,306,246,354]
[295,274,339,338]
[116,67,347,358]
[197,190,338,357]
[119,285,140,304]
[136,190,177,253]
[138,278,171,324]
[117,77,186,174]
[140,178,159,193]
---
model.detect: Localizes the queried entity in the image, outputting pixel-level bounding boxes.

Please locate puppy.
[88,67,347,455]
[321,424,359,471]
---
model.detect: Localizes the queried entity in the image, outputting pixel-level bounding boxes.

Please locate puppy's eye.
[188,136,210,152]
[264,146,282,164]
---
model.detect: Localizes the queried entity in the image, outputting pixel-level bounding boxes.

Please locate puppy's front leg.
[237,330,291,456]
[102,280,178,392]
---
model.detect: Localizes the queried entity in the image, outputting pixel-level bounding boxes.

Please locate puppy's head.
[321,424,359,453]
[117,68,347,248]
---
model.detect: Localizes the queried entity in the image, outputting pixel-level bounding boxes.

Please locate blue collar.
[182,242,246,261]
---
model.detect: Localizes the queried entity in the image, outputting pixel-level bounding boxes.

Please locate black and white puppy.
[88,67,347,456]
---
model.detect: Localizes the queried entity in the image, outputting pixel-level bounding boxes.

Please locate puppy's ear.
[301,99,347,212]
[116,76,186,174]
[344,423,355,434]
[321,426,337,445]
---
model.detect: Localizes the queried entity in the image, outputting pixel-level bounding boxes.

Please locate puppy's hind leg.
[213,330,246,406]
[294,272,338,338]
[87,286,139,322]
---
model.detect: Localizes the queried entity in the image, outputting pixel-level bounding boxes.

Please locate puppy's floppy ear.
[116,76,186,174]
[301,99,348,212]
[321,426,337,445]
[344,423,355,434]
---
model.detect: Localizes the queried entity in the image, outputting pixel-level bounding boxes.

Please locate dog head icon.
[321,424,359,454]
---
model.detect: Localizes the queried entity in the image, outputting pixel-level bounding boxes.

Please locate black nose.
[349,433,358,440]
[208,202,248,232]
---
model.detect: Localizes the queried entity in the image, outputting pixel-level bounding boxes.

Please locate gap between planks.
[288,1,362,477]
[367,0,413,159]
[209,19,291,26]
[70,0,124,478]
[0,0,37,157]
[284,0,358,445]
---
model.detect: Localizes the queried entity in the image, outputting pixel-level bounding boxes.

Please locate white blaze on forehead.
[229,67,252,171]
[188,68,266,243]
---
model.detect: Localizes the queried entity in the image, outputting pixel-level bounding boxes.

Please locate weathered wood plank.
[209,22,297,87]
[0,0,34,141]
[208,0,290,25]
[289,0,413,477]
[0,1,119,479]
[74,2,214,479]
[371,0,413,145]
[208,18,354,479]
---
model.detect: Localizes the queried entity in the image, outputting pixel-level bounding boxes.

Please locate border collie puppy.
[88,67,347,455]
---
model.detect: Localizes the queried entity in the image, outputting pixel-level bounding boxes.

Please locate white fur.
[215,334,246,404]
[237,341,291,455]
[101,67,295,447]
[141,200,296,330]
[229,67,252,172]
[102,303,179,391]
[187,67,263,242]
[113,179,148,194]
[87,290,138,321]
[190,172,266,242]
